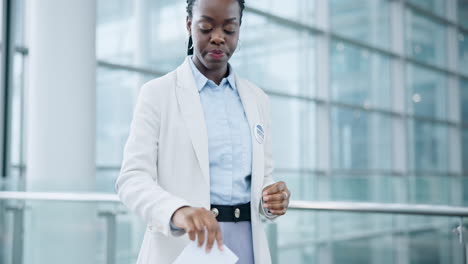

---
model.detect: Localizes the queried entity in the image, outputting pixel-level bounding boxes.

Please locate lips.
[208,50,225,60]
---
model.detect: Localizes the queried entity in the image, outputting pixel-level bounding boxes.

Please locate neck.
[192,57,228,85]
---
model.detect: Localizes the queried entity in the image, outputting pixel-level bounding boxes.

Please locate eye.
[198,23,212,33]
[224,25,237,35]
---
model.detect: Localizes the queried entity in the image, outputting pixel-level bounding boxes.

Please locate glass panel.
[230,12,315,97]
[331,108,392,171]
[405,9,446,68]
[459,0,468,28]
[464,176,468,206]
[246,0,314,25]
[13,0,25,46]
[96,168,120,193]
[406,64,447,120]
[1,199,145,264]
[407,0,446,18]
[408,175,452,205]
[331,175,372,201]
[96,66,157,187]
[270,96,315,170]
[462,79,468,123]
[10,53,25,170]
[271,211,462,264]
[408,228,455,264]
[97,0,187,72]
[330,0,390,50]
[330,41,392,109]
[407,120,449,173]
[463,129,468,173]
[459,32,468,76]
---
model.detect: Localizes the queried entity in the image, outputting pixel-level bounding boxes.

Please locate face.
[187,0,241,72]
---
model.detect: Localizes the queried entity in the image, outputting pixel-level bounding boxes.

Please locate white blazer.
[116,57,279,264]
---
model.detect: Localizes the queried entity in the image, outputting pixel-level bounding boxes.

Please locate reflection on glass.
[464,176,468,205]
[463,129,468,173]
[332,108,392,170]
[97,0,187,72]
[10,54,25,169]
[331,175,371,201]
[270,96,315,170]
[2,200,145,264]
[246,0,314,25]
[462,79,468,123]
[406,64,447,120]
[459,32,468,76]
[408,175,452,205]
[13,0,25,46]
[96,67,157,170]
[459,0,468,28]
[330,41,391,109]
[230,12,315,96]
[330,0,390,49]
[407,0,446,18]
[405,9,446,67]
[409,230,454,264]
[408,120,448,173]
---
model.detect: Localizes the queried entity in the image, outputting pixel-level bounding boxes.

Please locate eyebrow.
[200,16,238,23]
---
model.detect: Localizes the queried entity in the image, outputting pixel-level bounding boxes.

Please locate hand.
[171,206,223,253]
[262,181,290,215]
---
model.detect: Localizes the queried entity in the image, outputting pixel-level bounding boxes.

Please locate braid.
[186,0,245,55]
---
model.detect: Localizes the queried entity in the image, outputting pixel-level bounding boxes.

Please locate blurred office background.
[1,0,468,263]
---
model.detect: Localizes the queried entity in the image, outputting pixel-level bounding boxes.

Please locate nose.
[210,28,225,45]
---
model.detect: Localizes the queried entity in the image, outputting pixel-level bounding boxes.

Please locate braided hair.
[186,0,245,55]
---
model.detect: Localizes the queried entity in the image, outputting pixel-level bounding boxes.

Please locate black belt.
[210,202,251,222]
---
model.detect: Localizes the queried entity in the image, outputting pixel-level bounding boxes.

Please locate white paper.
[173,240,238,264]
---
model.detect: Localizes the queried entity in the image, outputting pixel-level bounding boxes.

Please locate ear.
[186,16,192,36]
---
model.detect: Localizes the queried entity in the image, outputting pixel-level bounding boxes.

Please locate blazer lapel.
[175,57,210,185]
[235,74,263,204]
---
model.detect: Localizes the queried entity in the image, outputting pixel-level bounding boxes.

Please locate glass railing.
[0,192,145,264]
[1,192,467,264]
[270,201,468,264]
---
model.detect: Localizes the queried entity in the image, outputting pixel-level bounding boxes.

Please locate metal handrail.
[0,191,119,202]
[289,200,468,217]
[2,191,468,217]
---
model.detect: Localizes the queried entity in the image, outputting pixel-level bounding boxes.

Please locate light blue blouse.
[188,56,253,206]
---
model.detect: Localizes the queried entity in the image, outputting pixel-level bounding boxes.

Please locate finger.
[193,218,206,247]
[270,208,286,215]
[205,220,217,253]
[263,192,287,202]
[186,221,196,241]
[264,201,286,210]
[276,182,285,193]
[263,183,278,195]
[216,227,224,251]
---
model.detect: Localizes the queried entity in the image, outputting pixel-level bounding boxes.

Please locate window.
[330,41,391,109]
[405,9,446,67]
[406,64,447,120]
[331,108,392,171]
[408,120,449,173]
[407,0,446,18]
[230,13,315,97]
[330,0,390,49]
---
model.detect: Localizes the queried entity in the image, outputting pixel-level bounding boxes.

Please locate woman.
[116,0,291,263]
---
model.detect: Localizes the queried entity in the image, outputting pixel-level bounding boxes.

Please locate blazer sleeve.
[115,83,190,237]
[259,94,279,221]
